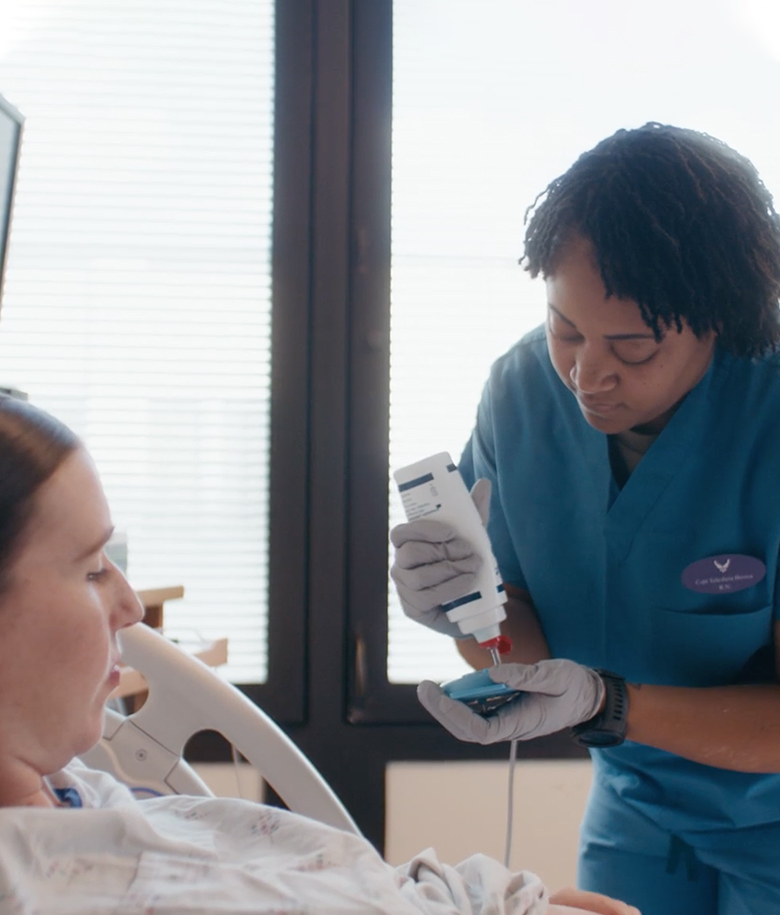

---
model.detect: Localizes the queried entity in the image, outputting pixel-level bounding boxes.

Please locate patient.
[0,395,638,915]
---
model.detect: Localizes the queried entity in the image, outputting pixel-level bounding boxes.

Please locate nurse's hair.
[0,395,80,590]
[522,122,780,358]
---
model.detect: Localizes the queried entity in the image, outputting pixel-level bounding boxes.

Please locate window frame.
[182,0,588,852]
[241,0,313,724]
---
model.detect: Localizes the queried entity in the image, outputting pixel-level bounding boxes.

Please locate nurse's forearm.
[626,682,780,773]
[456,589,552,669]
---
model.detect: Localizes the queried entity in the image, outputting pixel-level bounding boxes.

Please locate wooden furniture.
[136,584,185,630]
[110,585,228,704]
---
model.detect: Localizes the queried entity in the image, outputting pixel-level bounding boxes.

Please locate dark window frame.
[191,0,586,854]
[235,0,314,724]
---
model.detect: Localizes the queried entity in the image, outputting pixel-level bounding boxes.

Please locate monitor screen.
[0,94,23,316]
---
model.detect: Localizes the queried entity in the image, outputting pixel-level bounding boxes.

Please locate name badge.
[681,554,766,594]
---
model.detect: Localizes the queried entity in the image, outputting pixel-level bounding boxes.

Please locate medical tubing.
[504,738,518,869]
[492,650,518,871]
[393,452,508,643]
[231,744,246,799]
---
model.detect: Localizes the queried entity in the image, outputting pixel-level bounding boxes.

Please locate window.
[0,0,274,683]
[387,0,780,684]
[5,0,780,854]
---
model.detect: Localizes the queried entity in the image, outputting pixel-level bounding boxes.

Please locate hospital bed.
[80,622,361,836]
[32,626,576,913]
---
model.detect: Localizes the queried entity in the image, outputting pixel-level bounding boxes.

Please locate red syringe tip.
[477,634,513,655]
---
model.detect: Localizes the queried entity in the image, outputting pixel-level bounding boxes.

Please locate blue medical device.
[441,668,522,716]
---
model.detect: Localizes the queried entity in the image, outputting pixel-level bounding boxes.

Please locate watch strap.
[571,669,628,748]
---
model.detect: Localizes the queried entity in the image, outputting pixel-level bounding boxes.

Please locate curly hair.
[522,123,780,357]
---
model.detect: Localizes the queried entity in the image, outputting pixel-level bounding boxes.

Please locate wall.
[386,759,592,891]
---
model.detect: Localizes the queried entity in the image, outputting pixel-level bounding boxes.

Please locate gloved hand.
[390,478,491,638]
[417,659,606,744]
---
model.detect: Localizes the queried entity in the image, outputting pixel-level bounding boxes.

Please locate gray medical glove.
[417,659,606,744]
[390,479,492,639]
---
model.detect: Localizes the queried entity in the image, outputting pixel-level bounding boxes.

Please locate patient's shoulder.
[53,758,138,809]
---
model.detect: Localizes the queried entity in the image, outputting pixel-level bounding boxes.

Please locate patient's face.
[0,448,144,777]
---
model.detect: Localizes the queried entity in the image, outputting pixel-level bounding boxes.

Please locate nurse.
[391,123,780,914]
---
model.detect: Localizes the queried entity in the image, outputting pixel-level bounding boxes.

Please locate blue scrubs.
[459,326,780,914]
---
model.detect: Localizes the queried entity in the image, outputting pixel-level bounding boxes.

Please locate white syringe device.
[393,451,508,650]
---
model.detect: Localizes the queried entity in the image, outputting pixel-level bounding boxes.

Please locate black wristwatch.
[571,670,628,748]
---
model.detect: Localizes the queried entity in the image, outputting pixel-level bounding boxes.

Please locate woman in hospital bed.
[0,395,638,915]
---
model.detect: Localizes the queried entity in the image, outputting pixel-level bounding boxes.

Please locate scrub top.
[459,325,780,835]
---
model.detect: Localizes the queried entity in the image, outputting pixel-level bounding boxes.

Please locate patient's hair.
[0,395,80,590]
[522,122,780,357]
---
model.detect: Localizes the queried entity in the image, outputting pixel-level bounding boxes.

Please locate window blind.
[389,0,780,683]
[0,0,274,683]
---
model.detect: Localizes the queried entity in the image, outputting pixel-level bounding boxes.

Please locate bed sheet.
[0,761,549,915]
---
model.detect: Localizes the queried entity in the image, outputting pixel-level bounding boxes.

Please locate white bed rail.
[81,623,360,836]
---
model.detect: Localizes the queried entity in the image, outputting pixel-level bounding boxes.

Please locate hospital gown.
[0,760,548,915]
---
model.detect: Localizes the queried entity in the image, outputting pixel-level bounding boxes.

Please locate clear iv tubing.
[490,650,518,869]
[505,739,518,868]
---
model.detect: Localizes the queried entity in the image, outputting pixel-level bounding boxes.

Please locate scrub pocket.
[650,602,773,686]
[643,532,773,686]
